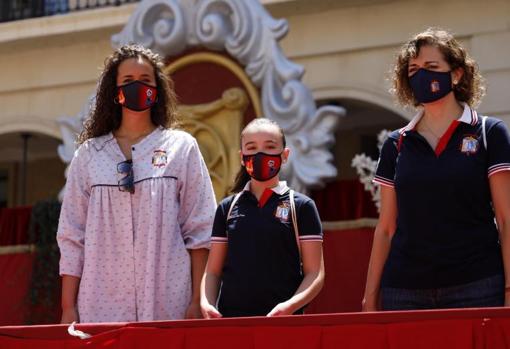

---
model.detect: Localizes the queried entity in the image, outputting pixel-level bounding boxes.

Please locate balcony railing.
[0,0,141,23]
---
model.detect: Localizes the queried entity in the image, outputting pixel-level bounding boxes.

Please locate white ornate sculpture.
[351,129,390,212]
[58,0,345,194]
[57,94,96,200]
[57,94,95,164]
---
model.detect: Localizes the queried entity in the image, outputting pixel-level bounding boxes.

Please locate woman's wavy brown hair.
[79,44,179,143]
[391,27,485,108]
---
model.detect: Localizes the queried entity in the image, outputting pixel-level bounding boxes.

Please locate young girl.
[57,45,216,323]
[200,119,324,318]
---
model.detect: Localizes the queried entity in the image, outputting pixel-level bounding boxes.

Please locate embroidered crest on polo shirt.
[275,202,290,222]
[152,150,167,167]
[460,135,479,155]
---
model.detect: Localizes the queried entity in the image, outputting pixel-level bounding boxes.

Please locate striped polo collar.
[399,103,478,135]
[242,181,290,195]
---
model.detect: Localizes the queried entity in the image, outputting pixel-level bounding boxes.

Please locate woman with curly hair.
[363,28,510,310]
[57,44,216,323]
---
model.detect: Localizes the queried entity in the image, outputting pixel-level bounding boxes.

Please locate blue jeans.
[381,274,504,310]
[44,0,68,15]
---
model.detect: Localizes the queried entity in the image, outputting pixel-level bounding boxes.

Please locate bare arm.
[267,241,324,316]
[362,186,398,311]
[57,148,89,323]
[186,248,209,319]
[489,172,510,306]
[61,275,80,323]
[200,243,227,318]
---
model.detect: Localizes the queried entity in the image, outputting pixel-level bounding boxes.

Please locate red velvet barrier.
[0,253,34,326]
[306,227,375,314]
[2,308,510,349]
[0,184,379,325]
[0,207,32,246]
[0,227,375,325]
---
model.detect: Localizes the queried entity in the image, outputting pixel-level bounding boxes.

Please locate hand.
[267,301,295,317]
[185,301,203,319]
[200,302,222,319]
[361,294,378,312]
[61,306,79,324]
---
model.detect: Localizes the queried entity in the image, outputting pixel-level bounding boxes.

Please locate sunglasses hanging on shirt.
[117,159,134,194]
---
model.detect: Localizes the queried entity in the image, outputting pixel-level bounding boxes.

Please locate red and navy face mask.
[117,80,158,112]
[242,152,282,182]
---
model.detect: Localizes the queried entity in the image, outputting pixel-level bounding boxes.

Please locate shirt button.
[132,147,135,151]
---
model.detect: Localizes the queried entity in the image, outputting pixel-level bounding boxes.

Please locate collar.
[90,126,164,151]
[90,134,116,151]
[242,180,290,195]
[399,103,478,134]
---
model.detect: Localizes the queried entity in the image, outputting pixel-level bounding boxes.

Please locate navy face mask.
[117,80,158,112]
[409,68,452,104]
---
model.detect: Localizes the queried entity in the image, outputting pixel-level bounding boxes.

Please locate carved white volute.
[59,0,345,195]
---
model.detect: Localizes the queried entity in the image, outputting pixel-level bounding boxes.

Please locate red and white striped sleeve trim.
[299,235,323,242]
[373,175,395,188]
[211,236,228,243]
[488,163,510,177]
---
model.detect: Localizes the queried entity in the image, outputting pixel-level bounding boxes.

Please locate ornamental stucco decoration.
[57,93,96,200]
[59,0,344,194]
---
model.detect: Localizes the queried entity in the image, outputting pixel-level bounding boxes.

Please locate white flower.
[351,129,390,212]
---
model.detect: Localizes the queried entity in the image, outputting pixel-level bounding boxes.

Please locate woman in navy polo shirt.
[200,119,325,317]
[363,28,510,311]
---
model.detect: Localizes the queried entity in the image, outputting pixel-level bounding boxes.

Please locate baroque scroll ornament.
[59,0,344,193]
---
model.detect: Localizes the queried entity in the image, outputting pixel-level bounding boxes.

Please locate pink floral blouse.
[57,128,216,323]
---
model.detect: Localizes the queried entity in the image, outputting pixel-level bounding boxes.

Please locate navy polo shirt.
[374,104,510,289]
[211,181,322,317]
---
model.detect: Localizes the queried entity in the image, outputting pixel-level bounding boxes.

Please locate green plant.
[26,199,62,324]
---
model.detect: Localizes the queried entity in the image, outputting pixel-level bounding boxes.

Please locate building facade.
[0,0,508,207]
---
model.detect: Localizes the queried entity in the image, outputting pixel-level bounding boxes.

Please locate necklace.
[114,127,156,143]
[421,117,442,140]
